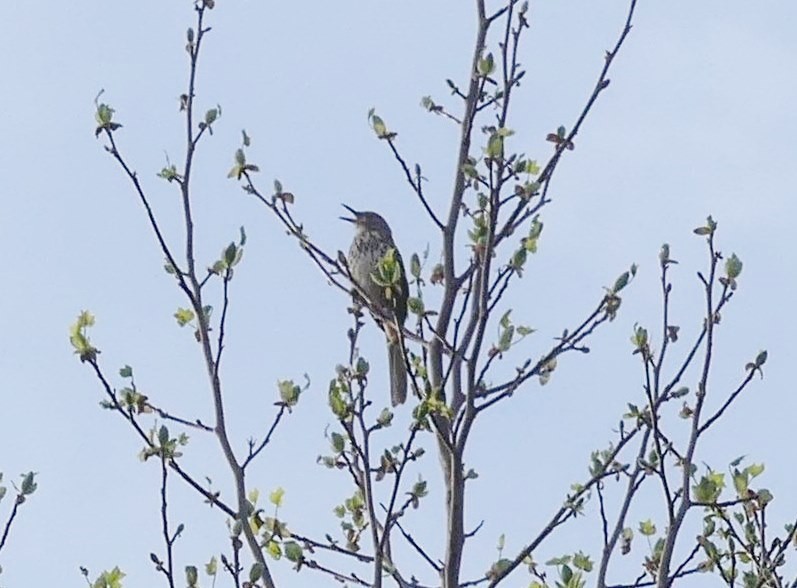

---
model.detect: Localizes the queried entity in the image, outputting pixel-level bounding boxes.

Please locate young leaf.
[725,253,743,279]
[284,541,303,562]
[269,487,285,508]
[639,519,656,536]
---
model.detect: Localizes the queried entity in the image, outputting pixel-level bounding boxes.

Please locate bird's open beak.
[340,203,359,223]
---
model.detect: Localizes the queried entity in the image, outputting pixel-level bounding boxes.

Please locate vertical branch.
[432,0,490,401]
[355,410,383,587]
[180,6,204,281]
[648,262,676,524]
[176,5,275,587]
[159,457,177,588]
[437,5,491,587]
[656,234,726,587]
[595,430,652,587]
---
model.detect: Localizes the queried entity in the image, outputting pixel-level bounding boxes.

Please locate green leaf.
[278,380,301,406]
[174,307,195,327]
[247,489,260,507]
[331,432,345,454]
[207,260,223,276]
[670,386,689,399]
[92,567,126,588]
[185,566,198,587]
[157,165,180,182]
[20,472,37,495]
[573,551,593,572]
[498,325,514,352]
[621,527,633,554]
[462,162,479,179]
[119,365,133,378]
[659,243,674,266]
[524,159,541,175]
[639,519,656,536]
[232,151,246,172]
[706,215,717,231]
[371,115,387,137]
[328,381,348,418]
[69,310,98,362]
[355,357,369,376]
[613,271,630,293]
[204,107,219,126]
[269,487,285,508]
[757,488,773,505]
[725,253,743,279]
[631,324,648,350]
[733,471,748,496]
[729,455,746,468]
[489,558,511,578]
[693,471,724,503]
[561,564,573,584]
[284,540,303,562]
[377,408,393,427]
[511,247,527,272]
[95,103,114,125]
[249,562,265,581]
[478,52,495,75]
[407,297,424,315]
[410,253,421,279]
[486,133,504,159]
[224,243,237,267]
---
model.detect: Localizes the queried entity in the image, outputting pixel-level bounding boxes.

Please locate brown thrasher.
[341,205,409,406]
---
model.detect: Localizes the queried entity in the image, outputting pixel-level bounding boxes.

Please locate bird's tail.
[387,341,408,406]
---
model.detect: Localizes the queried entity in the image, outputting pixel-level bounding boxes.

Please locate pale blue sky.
[1,1,795,586]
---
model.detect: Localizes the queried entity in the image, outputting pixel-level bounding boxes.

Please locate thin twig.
[243,404,289,468]
[385,137,444,230]
[0,495,23,552]
[158,457,177,588]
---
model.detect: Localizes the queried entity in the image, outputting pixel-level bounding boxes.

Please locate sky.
[1,1,796,587]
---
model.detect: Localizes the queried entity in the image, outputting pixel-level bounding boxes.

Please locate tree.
[71,1,794,587]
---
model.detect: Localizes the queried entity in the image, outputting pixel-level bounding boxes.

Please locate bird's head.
[340,205,393,237]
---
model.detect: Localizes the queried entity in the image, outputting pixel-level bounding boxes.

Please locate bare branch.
[385,137,444,230]
[243,404,289,468]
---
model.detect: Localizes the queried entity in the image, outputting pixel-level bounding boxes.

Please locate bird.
[341,205,409,406]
